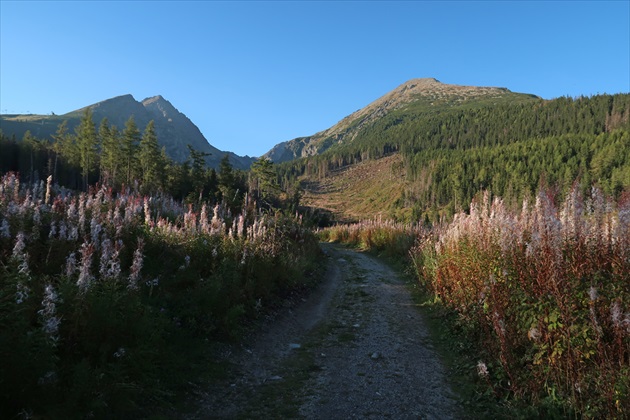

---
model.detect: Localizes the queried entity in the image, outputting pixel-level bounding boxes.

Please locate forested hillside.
[279,93,630,223]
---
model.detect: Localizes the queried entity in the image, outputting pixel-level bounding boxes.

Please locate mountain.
[265,78,539,163]
[274,80,628,223]
[0,95,255,170]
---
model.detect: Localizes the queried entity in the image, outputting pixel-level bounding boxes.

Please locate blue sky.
[1,1,629,157]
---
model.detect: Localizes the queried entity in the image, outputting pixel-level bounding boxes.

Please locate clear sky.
[1,1,629,157]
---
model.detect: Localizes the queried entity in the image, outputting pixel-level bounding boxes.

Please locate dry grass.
[301,154,410,222]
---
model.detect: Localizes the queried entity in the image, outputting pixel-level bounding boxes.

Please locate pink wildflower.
[65,252,77,277]
[77,241,94,292]
[45,175,53,205]
[128,238,144,290]
[38,284,61,342]
[477,361,489,378]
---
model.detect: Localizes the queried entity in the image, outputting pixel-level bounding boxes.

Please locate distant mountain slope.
[0,95,255,170]
[277,82,628,223]
[265,78,539,162]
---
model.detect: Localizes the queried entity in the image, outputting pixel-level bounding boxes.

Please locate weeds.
[318,218,421,261]
[319,184,629,418]
[0,172,319,418]
[413,187,630,418]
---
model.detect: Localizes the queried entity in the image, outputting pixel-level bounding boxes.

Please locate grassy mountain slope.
[0,95,255,170]
[301,154,409,222]
[266,78,539,163]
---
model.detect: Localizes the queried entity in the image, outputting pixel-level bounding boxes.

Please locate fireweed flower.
[12,231,27,259]
[237,215,245,238]
[15,282,30,304]
[99,238,113,279]
[45,175,53,205]
[78,196,86,235]
[66,201,77,221]
[48,221,57,239]
[12,232,31,281]
[77,241,94,292]
[528,327,541,342]
[65,252,77,277]
[32,206,41,226]
[58,221,68,240]
[145,277,159,287]
[128,239,144,290]
[144,197,151,225]
[477,361,489,378]
[38,284,61,343]
[68,225,79,241]
[90,216,102,249]
[200,204,209,233]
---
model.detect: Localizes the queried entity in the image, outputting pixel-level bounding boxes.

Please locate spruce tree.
[75,108,98,190]
[139,120,163,193]
[122,116,140,188]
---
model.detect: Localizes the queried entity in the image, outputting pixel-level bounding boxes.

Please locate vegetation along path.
[188,243,461,419]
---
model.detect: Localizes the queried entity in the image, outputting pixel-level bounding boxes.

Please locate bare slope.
[301,154,410,222]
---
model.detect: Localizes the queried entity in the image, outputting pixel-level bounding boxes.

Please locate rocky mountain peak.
[142,95,180,121]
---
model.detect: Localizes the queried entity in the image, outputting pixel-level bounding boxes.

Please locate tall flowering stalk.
[0,172,321,418]
[12,232,31,304]
[128,238,144,290]
[38,284,61,343]
[412,186,630,417]
[77,241,94,293]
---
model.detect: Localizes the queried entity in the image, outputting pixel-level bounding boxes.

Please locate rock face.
[1,94,255,170]
[74,94,255,169]
[264,78,536,163]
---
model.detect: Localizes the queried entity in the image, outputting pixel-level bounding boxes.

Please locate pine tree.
[218,154,235,203]
[186,144,211,201]
[122,116,140,188]
[99,118,123,188]
[75,108,98,190]
[139,120,163,193]
[249,157,280,204]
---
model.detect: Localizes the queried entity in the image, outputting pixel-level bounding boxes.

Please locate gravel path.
[187,243,461,419]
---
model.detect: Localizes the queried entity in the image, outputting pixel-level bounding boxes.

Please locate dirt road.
[188,243,461,419]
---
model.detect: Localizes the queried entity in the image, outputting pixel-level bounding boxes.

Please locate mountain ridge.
[0,94,255,170]
[264,78,539,163]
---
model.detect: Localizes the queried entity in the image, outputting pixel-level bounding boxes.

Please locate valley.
[0,78,628,418]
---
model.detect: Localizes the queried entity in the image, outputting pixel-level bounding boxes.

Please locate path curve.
[187,243,461,419]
